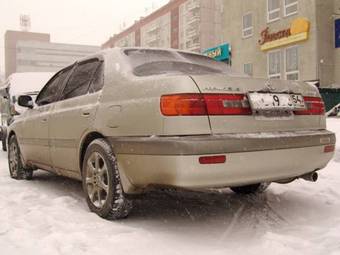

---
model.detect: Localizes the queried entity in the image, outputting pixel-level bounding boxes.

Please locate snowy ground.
[0,119,340,255]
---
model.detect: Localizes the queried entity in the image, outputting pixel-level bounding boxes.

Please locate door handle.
[82,112,91,117]
[42,118,48,122]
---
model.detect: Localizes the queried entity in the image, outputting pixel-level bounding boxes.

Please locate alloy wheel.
[85,152,109,209]
[9,142,19,177]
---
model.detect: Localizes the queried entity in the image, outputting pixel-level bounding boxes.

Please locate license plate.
[248,93,306,111]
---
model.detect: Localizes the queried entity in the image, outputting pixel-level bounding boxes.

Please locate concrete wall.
[223,0,319,81]
[222,0,339,87]
[316,0,335,86]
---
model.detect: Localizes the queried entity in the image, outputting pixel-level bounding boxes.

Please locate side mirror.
[18,95,34,109]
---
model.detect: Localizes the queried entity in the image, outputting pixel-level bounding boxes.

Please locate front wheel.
[230,183,270,195]
[8,135,33,180]
[82,139,133,220]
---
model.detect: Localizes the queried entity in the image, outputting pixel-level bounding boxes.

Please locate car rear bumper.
[108,130,336,193]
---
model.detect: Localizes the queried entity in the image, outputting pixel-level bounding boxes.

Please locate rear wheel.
[230,183,270,195]
[82,139,132,220]
[8,135,33,180]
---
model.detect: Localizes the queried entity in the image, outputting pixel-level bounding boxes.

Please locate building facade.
[5,30,50,78]
[15,41,100,73]
[102,0,224,53]
[222,0,340,87]
[5,30,100,77]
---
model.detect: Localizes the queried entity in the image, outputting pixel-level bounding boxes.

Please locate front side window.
[286,46,299,80]
[268,0,280,22]
[61,60,101,101]
[268,50,281,79]
[284,0,298,17]
[242,13,253,38]
[36,67,73,106]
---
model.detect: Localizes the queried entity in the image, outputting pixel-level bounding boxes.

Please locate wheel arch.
[79,131,105,175]
[7,130,16,144]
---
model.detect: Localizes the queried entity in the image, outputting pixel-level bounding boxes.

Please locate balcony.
[185,39,200,50]
[147,23,160,34]
[145,34,161,44]
[186,15,200,26]
[185,28,199,38]
[187,1,200,11]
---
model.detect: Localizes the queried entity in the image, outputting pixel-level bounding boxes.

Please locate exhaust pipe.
[300,172,319,182]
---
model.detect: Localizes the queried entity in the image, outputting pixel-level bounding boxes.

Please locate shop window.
[242,13,253,38]
[285,46,299,80]
[267,0,280,22]
[284,0,298,17]
[244,63,253,76]
[268,50,281,79]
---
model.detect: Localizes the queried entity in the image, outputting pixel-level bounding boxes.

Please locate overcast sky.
[0,0,169,75]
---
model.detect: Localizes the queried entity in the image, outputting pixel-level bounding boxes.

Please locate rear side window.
[89,62,104,93]
[61,60,101,100]
[36,67,72,106]
[124,49,231,77]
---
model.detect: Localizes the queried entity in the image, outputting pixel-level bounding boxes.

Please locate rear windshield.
[124,49,230,77]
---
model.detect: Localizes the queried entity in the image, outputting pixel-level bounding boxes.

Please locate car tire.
[82,138,133,220]
[8,135,33,180]
[230,183,270,195]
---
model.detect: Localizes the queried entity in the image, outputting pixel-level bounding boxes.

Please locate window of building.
[61,60,101,101]
[242,13,253,38]
[285,46,299,80]
[267,0,280,22]
[244,63,253,76]
[284,0,298,17]
[268,50,281,79]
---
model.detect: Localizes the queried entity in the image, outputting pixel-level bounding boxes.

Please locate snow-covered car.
[7,48,336,220]
[327,103,340,117]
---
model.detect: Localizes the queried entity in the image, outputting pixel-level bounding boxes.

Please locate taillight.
[160,93,251,116]
[294,97,325,115]
[324,145,335,153]
[160,94,207,116]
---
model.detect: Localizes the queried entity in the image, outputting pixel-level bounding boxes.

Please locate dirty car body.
[8,48,336,219]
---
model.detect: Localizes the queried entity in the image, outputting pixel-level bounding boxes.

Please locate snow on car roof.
[4,72,55,96]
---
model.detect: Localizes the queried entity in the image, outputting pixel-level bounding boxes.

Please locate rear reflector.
[161,93,251,116]
[324,145,335,153]
[295,97,325,116]
[199,155,226,164]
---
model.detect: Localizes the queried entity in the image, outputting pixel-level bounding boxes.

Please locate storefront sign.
[259,18,310,51]
[203,44,230,61]
[336,19,340,48]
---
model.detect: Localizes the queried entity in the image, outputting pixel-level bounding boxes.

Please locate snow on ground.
[1,119,340,255]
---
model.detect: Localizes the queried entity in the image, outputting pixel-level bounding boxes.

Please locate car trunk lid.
[189,74,325,134]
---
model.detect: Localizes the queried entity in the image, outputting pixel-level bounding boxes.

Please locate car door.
[19,67,74,170]
[49,59,104,177]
